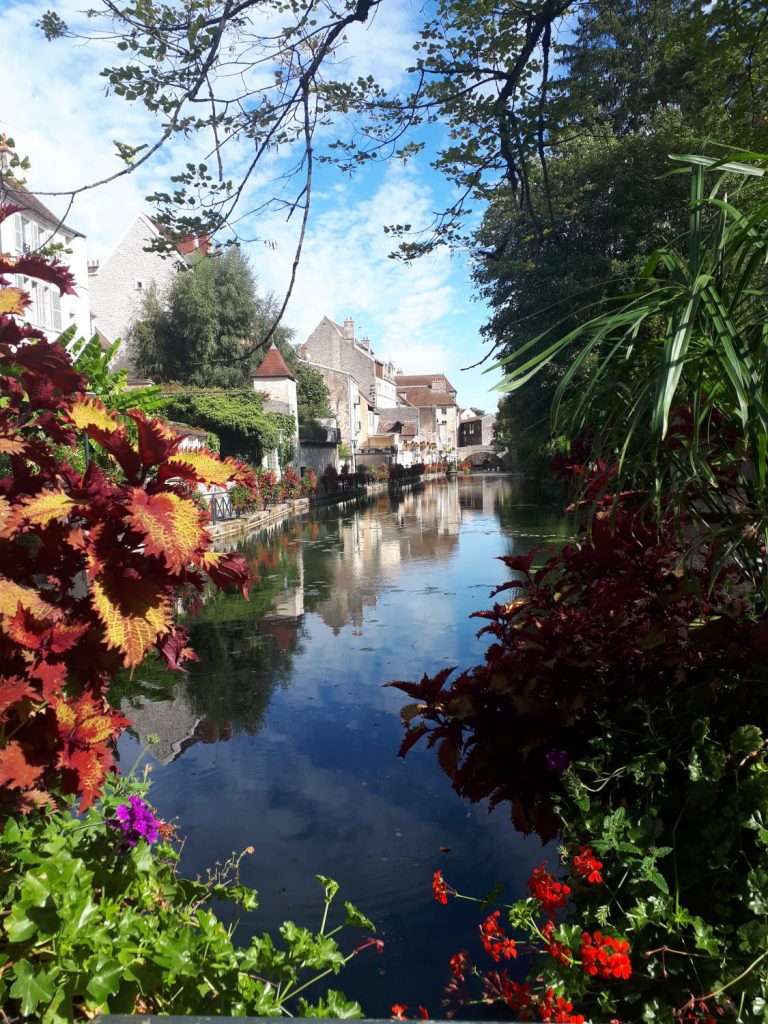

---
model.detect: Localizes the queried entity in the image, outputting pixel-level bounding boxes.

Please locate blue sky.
[1,0,503,412]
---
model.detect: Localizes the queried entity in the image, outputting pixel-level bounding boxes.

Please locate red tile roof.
[395,372,456,393]
[398,386,457,408]
[254,344,295,379]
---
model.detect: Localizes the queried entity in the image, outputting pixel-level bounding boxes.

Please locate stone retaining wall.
[207,475,441,546]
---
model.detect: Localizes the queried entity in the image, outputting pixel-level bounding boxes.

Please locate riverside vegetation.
[0,230,378,1021]
[391,158,768,1021]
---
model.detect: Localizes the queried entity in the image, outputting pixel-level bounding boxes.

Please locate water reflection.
[116,476,569,1014]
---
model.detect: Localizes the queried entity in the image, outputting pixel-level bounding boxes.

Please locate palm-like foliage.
[497,153,768,593]
[63,327,168,415]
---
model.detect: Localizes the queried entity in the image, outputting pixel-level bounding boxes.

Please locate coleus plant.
[0,203,257,814]
[389,479,766,840]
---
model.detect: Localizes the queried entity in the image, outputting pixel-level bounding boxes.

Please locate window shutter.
[52,288,62,331]
[14,215,23,253]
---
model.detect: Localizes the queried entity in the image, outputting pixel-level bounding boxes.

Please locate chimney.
[343,317,355,342]
[87,259,100,276]
[360,335,371,352]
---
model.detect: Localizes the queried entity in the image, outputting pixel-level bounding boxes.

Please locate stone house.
[458,411,497,448]
[0,172,91,345]
[395,373,459,454]
[88,213,209,372]
[299,316,400,422]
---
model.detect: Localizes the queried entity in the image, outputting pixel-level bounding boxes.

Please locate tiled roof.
[0,180,84,238]
[398,386,457,408]
[380,420,417,436]
[254,344,295,379]
[395,372,456,393]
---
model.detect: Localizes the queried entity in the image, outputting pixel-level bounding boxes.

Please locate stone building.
[298,315,408,467]
[253,344,298,477]
[395,373,459,453]
[458,411,497,447]
[88,213,210,372]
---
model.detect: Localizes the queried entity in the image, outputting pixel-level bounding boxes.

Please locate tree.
[130,248,293,387]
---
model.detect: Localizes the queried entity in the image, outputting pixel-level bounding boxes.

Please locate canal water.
[116,474,570,1015]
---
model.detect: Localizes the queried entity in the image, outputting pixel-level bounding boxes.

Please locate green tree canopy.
[130,248,293,388]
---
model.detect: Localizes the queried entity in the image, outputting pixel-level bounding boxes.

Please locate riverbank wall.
[208,473,443,544]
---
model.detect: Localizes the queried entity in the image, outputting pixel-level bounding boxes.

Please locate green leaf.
[86,957,123,1002]
[344,901,375,932]
[9,960,58,1016]
[316,874,340,902]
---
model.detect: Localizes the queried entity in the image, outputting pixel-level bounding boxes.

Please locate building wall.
[297,359,359,455]
[89,214,184,371]
[296,441,338,477]
[0,209,91,344]
[302,317,402,417]
[253,376,298,421]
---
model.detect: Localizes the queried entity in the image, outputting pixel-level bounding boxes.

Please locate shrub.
[231,482,263,514]
[0,215,256,814]
[282,465,301,499]
[301,467,318,494]
[0,772,378,1022]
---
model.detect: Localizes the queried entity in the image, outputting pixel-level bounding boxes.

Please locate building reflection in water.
[118,477,566,763]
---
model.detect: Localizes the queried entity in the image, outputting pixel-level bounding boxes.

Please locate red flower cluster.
[539,989,586,1024]
[542,920,573,964]
[484,970,532,1012]
[432,870,451,905]
[479,910,517,962]
[573,846,603,884]
[449,950,470,981]
[580,931,632,980]
[391,1006,428,1021]
[528,866,571,915]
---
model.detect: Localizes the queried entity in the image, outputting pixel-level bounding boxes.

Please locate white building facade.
[0,181,91,344]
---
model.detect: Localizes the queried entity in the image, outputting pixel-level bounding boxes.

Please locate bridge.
[456,444,515,469]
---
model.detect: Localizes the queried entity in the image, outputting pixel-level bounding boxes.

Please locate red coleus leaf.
[157,624,199,671]
[0,314,47,351]
[126,488,208,573]
[0,203,28,225]
[0,676,37,719]
[127,409,181,466]
[90,573,173,669]
[62,745,114,811]
[0,286,30,316]
[0,254,77,296]
[9,488,82,535]
[397,724,429,758]
[0,740,44,791]
[11,337,84,395]
[54,691,130,750]
[198,550,251,597]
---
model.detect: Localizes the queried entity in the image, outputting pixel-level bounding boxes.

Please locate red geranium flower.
[432,870,451,905]
[542,920,572,964]
[391,1005,408,1020]
[527,866,571,915]
[479,910,517,962]
[449,950,470,980]
[573,846,603,885]
[580,931,632,980]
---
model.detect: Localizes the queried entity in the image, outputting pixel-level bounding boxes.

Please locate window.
[15,214,44,254]
[135,278,146,291]
[15,274,62,332]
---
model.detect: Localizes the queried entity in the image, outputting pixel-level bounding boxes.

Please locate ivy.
[162,387,294,463]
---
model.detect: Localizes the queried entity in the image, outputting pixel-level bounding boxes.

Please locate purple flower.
[109,795,160,849]
[544,747,570,776]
